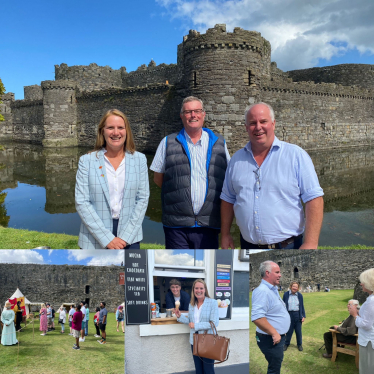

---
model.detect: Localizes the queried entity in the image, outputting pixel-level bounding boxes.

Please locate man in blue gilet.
[150,96,230,249]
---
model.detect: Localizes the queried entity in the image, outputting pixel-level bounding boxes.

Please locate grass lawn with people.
[0,312,124,374]
[250,289,359,374]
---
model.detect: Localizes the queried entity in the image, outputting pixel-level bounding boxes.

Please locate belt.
[256,332,286,337]
[251,234,303,249]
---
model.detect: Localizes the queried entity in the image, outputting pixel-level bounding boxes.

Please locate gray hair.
[259,261,275,278]
[348,299,361,309]
[180,96,205,114]
[245,102,275,124]
[359,268,374,292]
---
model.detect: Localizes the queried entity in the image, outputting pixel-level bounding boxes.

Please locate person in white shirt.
[79,301,86,342]
[349,268,374,374]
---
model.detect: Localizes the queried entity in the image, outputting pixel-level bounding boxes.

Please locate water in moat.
[0,142,373,247]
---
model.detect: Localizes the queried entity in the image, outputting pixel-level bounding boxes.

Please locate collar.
[289,290,298,296]
[261,279,278,292]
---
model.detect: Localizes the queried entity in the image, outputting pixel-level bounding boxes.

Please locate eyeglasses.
[182,109,204,116]
[253,167,261,190]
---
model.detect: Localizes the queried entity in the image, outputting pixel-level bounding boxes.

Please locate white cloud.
[67,250,124,266]
[0,250,45,264]
[156,0,374,70]
[154,250,204,266]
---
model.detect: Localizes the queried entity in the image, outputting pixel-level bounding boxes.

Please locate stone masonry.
[0,263,124,311]
[0,24,373,152]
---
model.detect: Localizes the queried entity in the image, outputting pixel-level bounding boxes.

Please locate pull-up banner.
[125,250,150,325]
[215,250,233,320]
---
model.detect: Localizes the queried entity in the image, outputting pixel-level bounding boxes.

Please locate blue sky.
[0,249,124,266]
[1,0,373,100]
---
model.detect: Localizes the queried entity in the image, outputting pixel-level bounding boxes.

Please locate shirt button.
[256,196,258,199]
[256,226,259,229]
[255,211,257,214]
[259,240,262,242]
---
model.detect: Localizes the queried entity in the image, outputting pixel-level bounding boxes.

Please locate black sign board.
[214,250,233,320]
[125,250,150,325]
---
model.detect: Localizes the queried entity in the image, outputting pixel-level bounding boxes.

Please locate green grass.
[0,226,165,249]
[0,313,124,374]
[250,289,359,374]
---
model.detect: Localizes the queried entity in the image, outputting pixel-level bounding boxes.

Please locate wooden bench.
[329,329,359,368]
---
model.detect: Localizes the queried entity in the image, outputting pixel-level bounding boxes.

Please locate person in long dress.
[39,303,48,336]
[1,301,18,346]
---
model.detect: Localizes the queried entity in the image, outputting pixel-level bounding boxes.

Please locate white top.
[103,150,126,219]
[174,296,181,302]
[194,302,203,324]
[356,294,374,348]
[81,306,87,322]
[68,308,75,321]
[59,310,66,324]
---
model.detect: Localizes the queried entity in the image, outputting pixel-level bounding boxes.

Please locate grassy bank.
[0,226,373,249]
[250,289,358,374]
[0,312,124,374]
[0,226,165,249]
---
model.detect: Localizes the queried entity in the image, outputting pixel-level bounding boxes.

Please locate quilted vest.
[162,128,227,228]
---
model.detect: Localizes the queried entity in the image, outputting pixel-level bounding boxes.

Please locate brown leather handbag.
[193,321,230,364]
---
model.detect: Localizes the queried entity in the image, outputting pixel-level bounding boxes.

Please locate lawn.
[250,289,359,374]
[0,312,124,374]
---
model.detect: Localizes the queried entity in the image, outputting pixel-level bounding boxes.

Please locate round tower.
[41,80,78,147]
[177,24,272,151]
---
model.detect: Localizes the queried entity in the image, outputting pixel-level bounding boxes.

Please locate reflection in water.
[0,143,373,247]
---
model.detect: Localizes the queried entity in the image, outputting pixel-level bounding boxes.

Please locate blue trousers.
[285,311,302,347]
[191,345,215,374]
[164,227,219,249]
[240,234,303,249]
[85,320,88,336]
[112,219,140,249]
[256,332,285,374]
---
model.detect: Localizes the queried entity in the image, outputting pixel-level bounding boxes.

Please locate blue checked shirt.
[221,136,323,244]
[251,279,290,335]
[287,291,300,311]
[151,130,230,215]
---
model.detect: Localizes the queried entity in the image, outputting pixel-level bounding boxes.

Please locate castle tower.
[178,24,272,151]
[41,80,78,147]
[0,92,15,141]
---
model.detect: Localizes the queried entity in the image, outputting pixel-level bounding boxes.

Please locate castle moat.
[0,143,373,247]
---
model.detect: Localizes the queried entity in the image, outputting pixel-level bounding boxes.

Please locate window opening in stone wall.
[70,96,73,104]
[321,123,325,130]
[85,298,90,307]
[277,262,281,268]
[193,71,197,88]
[248,70,252,85]
[294,267,299,279]
[85,285,90,294]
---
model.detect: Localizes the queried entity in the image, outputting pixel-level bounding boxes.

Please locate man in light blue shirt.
[251,261,290,374]
[221,102,324,249]
[150,96,230,249]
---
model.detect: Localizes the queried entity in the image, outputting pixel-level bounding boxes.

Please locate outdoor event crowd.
[75,96,324,250]
[1,300,125,350]
[251,262,374,374]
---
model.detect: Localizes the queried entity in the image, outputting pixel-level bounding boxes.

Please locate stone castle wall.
[11,99,44,144]
[124,62,179,88]
[287,64,374,90]
[0,264,124,311]
[76,84,181,153]
[0,93,14,140]
[249,250,374,291]
[24,85,43,101]
[55,63,123,92]
[3,24,374,152]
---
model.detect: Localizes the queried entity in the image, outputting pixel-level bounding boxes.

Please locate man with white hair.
[322,299,359,359]
[221,102,324,249]
[251,261,291,374]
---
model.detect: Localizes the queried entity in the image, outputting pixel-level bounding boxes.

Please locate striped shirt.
[150,130,230,215]
[287,291,300,311]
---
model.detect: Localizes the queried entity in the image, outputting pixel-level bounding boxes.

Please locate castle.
[1,24,373,153]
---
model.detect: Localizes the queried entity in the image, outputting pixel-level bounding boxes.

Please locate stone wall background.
[0,264,124,311]
[0,93,14,140]
[249,250,374,291]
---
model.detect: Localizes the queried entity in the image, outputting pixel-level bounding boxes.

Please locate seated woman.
[175,279,219,374]
[75,109,150,249]
[322,299,359,358]
[165,279,190,312]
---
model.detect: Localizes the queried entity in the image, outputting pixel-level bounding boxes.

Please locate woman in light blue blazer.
[75,109,149,249]
[175,279,219,374]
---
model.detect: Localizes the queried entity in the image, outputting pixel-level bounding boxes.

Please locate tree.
[0,78,5,121]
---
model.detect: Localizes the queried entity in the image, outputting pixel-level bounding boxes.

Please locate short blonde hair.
[41,303,46,309]
[93,109,136,154]
[359,268,374,292]
[190,279,211,306]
